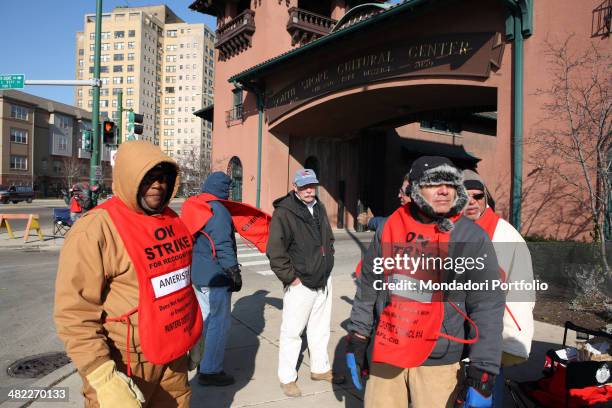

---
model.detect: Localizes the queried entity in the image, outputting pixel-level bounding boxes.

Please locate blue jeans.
[194,286,232,374]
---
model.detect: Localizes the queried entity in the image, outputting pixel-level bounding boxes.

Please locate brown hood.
[112,140,180,213]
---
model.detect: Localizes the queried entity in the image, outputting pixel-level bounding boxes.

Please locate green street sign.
[0,74,25,89]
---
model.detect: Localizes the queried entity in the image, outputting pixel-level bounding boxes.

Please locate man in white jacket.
[463,169,535,407]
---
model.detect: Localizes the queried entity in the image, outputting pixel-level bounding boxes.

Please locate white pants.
[278,276,332,384]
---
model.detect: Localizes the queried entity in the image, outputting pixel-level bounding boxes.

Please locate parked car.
[0,185,35,204]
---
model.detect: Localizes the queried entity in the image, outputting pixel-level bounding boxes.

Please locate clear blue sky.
[0,1,216,105]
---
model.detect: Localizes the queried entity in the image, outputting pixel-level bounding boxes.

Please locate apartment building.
[0,90,112,196]
[75,5,214,175]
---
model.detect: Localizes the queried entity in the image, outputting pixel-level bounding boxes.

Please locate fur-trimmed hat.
[408,156,468,231]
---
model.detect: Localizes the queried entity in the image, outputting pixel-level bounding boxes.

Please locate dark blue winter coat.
[191,172,238,287]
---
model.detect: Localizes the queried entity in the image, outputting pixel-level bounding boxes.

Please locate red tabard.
[372,206,474,368]
[99,197,203,365]
[180,193,272,253]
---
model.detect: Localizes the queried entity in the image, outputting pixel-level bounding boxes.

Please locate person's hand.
[454,366,495,408]
[224,265,242,292]
[291,277,301,286]
[85,360,145,408]
[357,208,374,225]
[345,332,369,390]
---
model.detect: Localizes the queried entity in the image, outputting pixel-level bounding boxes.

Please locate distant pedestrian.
[267,168,344,397]
[190,171,242,387]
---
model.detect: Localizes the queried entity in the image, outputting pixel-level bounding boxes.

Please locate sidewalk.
[0,241,574,408]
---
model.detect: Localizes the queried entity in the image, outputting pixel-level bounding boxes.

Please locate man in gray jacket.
[347,157,505,408]
[267,169,343,397]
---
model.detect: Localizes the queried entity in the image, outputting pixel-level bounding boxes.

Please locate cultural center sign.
[265,32,504,122]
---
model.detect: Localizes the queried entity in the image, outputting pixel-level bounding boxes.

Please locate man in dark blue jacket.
[192,172,242,386]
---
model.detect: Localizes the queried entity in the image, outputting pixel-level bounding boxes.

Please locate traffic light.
[127,111,144,140]
[102,120,116,145]
[81,130,92,151]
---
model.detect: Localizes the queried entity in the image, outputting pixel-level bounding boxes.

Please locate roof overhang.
[193,104,214,122]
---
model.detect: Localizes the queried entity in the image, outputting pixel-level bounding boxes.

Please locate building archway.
[226,156,243,202]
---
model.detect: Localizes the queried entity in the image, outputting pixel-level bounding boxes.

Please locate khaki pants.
[364,362,462,408]
[82,347,191,408]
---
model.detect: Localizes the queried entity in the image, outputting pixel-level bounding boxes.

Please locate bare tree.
[530,34,611,268]
[177,148,212,195]
[61,156,84,190]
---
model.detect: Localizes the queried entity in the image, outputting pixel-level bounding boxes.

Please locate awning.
[193,105,214,122]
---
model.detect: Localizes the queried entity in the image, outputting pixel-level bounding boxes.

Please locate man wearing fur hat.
[347,156,505,408]
[463,169,534,407]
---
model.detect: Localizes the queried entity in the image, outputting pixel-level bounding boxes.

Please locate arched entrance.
[226,156,243,202]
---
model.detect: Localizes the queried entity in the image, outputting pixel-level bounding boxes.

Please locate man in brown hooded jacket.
[54,141,201,408]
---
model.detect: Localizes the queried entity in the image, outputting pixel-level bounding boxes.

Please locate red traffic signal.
[102,120,116,144]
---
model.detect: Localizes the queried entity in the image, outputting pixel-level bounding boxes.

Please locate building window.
[127,76,135,84]
[101,43,111,50]
[420,117,462,135]
[10,104,29,120]
[127,87,134,95]
[101,31,111,40]
[128,29,136,37]
[114,30,125,38]
[127,53,135,61]
[128,41,135,49]
[166,55,177,62]
[126,99,134,107]
[115,42,124,50]
[100,88,109,96]
[10,128,28,144]
[79,48,84,56]
[10,155,28,170]
[113,77,123,84]
[114,53,124,61]
[100,100,108,107]
[167,30,177,37]
[113,65,123,72]
[166,66,176,73]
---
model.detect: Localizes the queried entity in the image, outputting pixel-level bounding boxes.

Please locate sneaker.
[280,381,302,397]
[197,371,235,386]
[311,370,345,384]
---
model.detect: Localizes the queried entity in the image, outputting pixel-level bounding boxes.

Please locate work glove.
[454,366,495,408]
[345,332,369,391]
[85,360,145,408]
[188,335,205,371]
[225,265,242,292]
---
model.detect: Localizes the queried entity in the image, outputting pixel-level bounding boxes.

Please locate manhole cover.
[7,352,71,379]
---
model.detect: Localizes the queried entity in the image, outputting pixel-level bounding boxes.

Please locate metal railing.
[592,0,612,37]
[225,104,244,127]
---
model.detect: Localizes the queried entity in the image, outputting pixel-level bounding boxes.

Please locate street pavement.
[0,205,578,407]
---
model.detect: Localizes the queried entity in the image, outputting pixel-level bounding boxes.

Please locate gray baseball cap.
[293,169,319,187]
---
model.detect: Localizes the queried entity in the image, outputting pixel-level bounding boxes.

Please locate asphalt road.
[0,199,185,234]
[0,229,371,404]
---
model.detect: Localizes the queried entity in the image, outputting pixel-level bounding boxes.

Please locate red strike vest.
[99,198,203,374]
[372,206,478,368]
[70,197,82,213]
[180,193,271,253]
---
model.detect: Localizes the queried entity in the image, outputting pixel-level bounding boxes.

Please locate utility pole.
[89,0,103,195]
[116,90,123,144]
